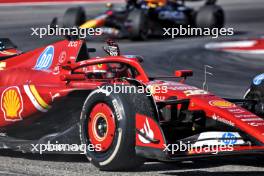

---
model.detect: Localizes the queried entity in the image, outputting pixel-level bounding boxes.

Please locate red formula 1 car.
[0,38,263,171]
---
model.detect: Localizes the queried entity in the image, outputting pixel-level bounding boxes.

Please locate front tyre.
[80,87,152,171]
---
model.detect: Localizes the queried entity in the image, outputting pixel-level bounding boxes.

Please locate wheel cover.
[88,103,116,152]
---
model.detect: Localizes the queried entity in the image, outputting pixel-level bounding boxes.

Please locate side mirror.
[175,70,193,82]
[175,70,193,78]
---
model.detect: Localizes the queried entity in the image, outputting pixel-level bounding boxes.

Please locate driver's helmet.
[86,64,110,78]
[86,64,109,73]
[145,0,166,7]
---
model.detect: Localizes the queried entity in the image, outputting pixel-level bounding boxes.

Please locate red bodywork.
[1,39,264,159]
[0,39,148,127]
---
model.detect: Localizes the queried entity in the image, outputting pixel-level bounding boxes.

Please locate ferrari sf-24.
[0,38,263,171]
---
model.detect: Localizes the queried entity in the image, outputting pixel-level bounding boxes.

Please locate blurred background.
[0,0,264,175]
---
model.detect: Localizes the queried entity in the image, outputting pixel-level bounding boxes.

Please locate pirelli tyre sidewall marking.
[1,86,23,121]
[80,88,125,166]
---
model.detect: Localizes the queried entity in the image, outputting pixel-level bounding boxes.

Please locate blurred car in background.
[55,0,225,40]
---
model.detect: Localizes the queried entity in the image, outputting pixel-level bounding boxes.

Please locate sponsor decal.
[212,114,235,126]
[1,86,23,121]
[162,81,182,86]
[58,51,67,64]
[153,95,166,101]
[34,45,54,70]
[70,56,76,60]
[235,114,256,118]
[0,62,6,70]
[222,132,237,145]
[248,122,264,127]
[227,108,245,114]
[23,85,50,112]
[241,118,263,122]
[136,114,165,149]
[184,89,208,96]
[209,100,236,108]
[194,131,244,147]
[253,73,264,86]
[138,118,154,144]
[168,85,197,91]
[68,41,78,48]
[53,66,61,75]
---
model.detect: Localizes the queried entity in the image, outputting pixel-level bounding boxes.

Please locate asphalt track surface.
[0,0,264,175]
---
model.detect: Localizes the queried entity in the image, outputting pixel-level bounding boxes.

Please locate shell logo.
[1,86,23,121]
[209,100,235,108]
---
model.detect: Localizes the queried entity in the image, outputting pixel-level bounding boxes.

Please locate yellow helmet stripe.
[80,20,98,29]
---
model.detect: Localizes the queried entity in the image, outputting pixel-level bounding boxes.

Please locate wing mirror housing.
[175,70,193,82]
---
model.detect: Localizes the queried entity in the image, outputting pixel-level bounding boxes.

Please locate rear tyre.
[80,86,154,171]
[63,6,86,28]
[126,9,149,41]
[195,5,225,29]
